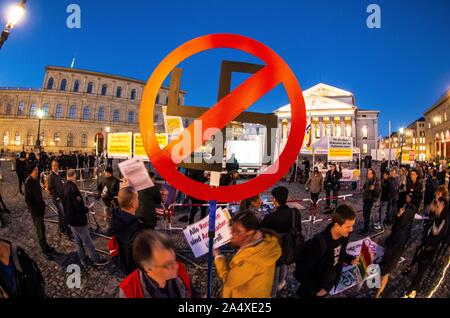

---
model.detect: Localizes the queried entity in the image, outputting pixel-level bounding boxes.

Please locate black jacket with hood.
[111,208,148,275]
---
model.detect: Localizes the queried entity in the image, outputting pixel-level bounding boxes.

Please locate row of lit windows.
[2,131,89,148]
[47,77,138,100]
[3,103,136,124]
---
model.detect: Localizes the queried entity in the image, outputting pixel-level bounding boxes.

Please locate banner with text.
[328,137,353,162]
[183,208,232,258]
[107,132,132,159]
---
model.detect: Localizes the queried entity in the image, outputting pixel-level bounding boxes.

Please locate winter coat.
[63,180,89,227]
[306,173,323,194]
[214,233,281,298]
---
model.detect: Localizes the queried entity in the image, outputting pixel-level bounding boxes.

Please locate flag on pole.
[306,113,313,147]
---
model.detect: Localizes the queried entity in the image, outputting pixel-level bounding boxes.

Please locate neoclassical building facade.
[275,83,380,156]
[424,89,450,160]
[0,66,186,153]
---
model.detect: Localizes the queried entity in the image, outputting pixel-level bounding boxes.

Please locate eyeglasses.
[153,259,177,270]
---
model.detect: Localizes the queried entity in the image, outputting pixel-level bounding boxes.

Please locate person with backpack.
[293,204,359,298]
[360,168,381,235]
[214,210,281,298]
[374,193,417,298]
[118,230,193,298]
[261,187,303,296]
[111,186,148,275]
[0,238,46,298]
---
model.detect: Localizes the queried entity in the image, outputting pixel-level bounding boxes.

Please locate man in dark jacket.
[47,160,71,236]
[261,186,302,295]
[15,151,27,195]
[406,169,423,212]
[324,164,342,213]
[294,204,359,298]
[97,167,120,235]
[63,169,108,268]
[111,186,148,275]
[136,172,162,229]
[386,168,400,225]
[423,169,439,216]
[375,194,416,298]
[0,238,46,298]
[360,168,381,234]
[24,166,54,257]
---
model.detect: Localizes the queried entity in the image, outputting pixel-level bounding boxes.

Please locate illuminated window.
[54,133,61,146]
[18,101,25,116]
[14,132,20,146]
[67,133,74,147]
[27,133,33,146]
[362,126,368,139]
[3,131,9,146]
[81,134,88,148]
[363,144,368,154]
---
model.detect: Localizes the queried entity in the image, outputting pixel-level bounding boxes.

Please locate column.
[340,118,345,138]
[319,117,323,138]
[331,120,335,137]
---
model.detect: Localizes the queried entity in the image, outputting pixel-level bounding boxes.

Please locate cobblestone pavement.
[0,162,449,298]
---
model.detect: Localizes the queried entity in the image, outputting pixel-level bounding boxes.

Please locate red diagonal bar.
[155,64,284,163]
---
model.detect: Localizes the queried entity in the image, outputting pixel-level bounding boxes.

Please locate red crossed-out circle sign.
[140,34,306,202]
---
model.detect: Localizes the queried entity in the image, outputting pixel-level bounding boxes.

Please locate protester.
[375,194,416,298]
[97,166,120,235]
[361,168,380,234]
[424,169,439,216]
[15,151,27,195]
[239,194,263,219]
[214,210,281,298]
[302,158,311,179]
[220,170,239,186]
[406,169,423,212]
[24,166,55,258]
[386,168,400,225]
[324,163,341,213]
[397,167,408,209]
[47,160,71,237]
[136,172,162,229]
[380,159,388,176]
[118,230,193,298]
[111,186,148,275]
[376,170,392,230]
[261,187,302,295]
[63,169,109,268]
[0,238,46,298]
[402,186,448,298]
[294,204,360,298]
[305,167,323,208]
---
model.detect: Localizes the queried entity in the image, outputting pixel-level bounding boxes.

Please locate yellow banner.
[133,133,147,159]
[107,132,132,158]
[165,116,183,135]
[328,148,353,161]
[156,133,168,148]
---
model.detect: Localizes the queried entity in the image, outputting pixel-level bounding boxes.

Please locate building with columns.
[0,66,186,153]
[274,83,379,156]
[424,89,450,160]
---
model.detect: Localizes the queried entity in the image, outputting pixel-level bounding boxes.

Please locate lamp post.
[0,0,26,50]
[35,109,44,153]
[399,127,405,167]
[105,126,110,156]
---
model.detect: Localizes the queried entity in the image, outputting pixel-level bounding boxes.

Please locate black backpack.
[278,209,304,266]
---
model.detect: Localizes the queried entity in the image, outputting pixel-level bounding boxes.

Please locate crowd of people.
[1,150,450,298]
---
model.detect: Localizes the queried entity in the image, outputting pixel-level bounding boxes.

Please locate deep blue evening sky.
[1,0,450,136]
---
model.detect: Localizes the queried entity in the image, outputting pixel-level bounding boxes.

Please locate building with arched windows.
[0,66,186,153]
[424,89,450,160]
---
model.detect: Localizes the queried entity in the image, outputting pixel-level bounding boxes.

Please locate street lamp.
[399,127,405,166]
[104,126,111,157]
[35,109,44,152]
[0,0,26,50]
